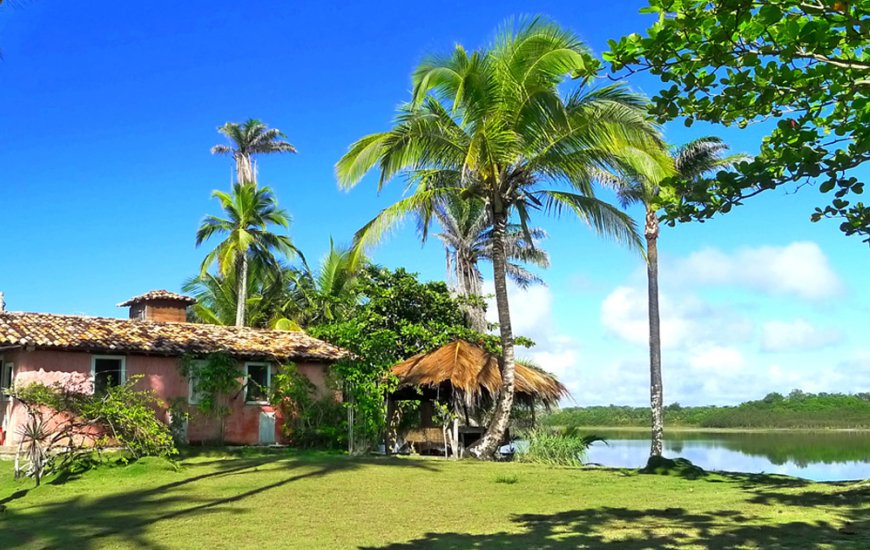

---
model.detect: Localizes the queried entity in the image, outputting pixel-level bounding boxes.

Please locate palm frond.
[352,186,465,256]
[539,190,642,252]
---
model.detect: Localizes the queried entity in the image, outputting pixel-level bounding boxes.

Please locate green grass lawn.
[0,449,867,549]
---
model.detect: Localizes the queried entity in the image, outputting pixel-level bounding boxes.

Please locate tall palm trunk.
[236,154,255,185]
[235,254,248,327]
[468,206,515,459]
[646,206,664,457]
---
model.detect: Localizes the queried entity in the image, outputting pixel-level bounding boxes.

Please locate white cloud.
[483,281,553,339]
[600,286,753,350]
[483,281,585,402]
[671,241,843,300]
[688,346,745,373]
[760,318,842,352]
[477,239,857,408]
[592,241,854,405]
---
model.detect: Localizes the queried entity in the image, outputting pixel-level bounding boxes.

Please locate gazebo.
[387,340,569,456]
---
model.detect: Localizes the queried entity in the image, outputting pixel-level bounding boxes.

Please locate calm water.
[583,430,870,481]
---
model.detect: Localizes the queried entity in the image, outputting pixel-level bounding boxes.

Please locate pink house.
[0,290,346,446]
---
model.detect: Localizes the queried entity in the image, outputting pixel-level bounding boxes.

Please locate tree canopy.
[606,0,869,243]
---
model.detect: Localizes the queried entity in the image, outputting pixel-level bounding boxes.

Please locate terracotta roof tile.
[117,290,197,307]
[0,311,346,363]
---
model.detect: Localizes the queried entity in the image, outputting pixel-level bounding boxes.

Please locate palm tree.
[283,240,366,327]
[182,262,293,328]
[211,119,297,184]
[601,137,746,459]
[196,182,299,327]
[434,198,549,332]
[336,17,661,458]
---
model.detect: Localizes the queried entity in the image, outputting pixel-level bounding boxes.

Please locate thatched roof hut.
[391,340,569,408]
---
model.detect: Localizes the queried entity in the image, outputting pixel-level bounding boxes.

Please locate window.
[188,361,206,405]
[92,356,125,395]
[245,363,271,403]
[1,361,13,396]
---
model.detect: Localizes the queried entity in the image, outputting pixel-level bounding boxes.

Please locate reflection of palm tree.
[211,119,296,184]
[601,137,747,459]
[434,199,548,332]
[196,183,299,327]
[337,17,657,458]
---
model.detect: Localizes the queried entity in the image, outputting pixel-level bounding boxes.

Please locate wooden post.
[347,383,354,455]
[452,418,460,459]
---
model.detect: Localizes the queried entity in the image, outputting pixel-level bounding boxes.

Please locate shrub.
[270,364,346,449]
[80,376,176,459]
[515,427,604,468]
[9,375,177,485]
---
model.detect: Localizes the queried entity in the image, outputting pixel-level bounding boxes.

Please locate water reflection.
[584,430,870,482]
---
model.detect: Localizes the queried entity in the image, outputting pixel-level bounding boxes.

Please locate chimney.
[0,291,5,312]
[117,290,195,323]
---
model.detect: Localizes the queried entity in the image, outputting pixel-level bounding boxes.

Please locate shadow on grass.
[363,474,869,549]
[711,470,814,489]
[364,502,868,549]
[0,488,28,506]
[0,453,437,550]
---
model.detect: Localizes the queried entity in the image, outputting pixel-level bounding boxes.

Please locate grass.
[0,449,867,549]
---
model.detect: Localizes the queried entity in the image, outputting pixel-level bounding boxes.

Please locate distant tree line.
[544,391,870,430]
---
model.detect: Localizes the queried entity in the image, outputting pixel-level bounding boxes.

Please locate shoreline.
[549,425,870,433]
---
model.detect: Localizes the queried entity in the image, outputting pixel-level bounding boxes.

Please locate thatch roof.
[391,340,569,407]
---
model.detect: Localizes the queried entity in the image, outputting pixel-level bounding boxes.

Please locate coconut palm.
[601,136,746,459]
[283,240,367,327]
[182,261,293,328]
[196,182,299,327]
[434,198,549,332]
[336,17,661,458]
[211,119,297,184]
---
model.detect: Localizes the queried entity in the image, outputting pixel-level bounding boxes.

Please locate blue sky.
[1,1,867,405]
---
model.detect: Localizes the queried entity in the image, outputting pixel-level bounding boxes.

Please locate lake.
[582,430,870,481]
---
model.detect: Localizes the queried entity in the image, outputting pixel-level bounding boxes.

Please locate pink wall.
[0,349,332,447]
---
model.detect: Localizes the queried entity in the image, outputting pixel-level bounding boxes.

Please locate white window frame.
[91,355,127,391]
[188,360,206,405]
[1,360,13,398]
[244,362,271,404]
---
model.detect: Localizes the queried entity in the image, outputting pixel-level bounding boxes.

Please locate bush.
[271,364,347,449]
[9,375,177,485]
[81,377,176,459]
[514,428,603,468]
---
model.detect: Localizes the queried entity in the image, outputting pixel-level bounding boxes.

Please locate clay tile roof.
[0,311,346,363]
[117,290,196,307]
